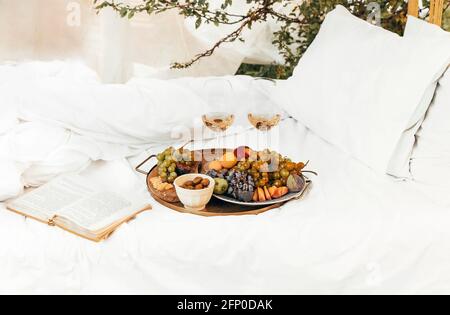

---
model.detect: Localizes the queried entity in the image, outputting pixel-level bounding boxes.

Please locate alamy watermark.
[367,2,381,26]
[67,1,82,27]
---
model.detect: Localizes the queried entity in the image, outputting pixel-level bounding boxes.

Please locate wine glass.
[202,78,235,156]
[248,78,281,151]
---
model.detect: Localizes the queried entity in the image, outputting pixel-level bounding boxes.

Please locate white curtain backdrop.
[0,0,281,83]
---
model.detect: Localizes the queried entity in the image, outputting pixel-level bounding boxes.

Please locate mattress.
[1,118,449,295]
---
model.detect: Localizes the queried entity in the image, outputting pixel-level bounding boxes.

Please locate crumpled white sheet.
[18,75,280,146]
[0,61,101,200]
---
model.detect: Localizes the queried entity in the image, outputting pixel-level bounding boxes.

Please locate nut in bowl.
[174,174,215,211]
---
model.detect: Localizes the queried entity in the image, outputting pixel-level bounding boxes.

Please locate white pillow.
[406,20,450,205]
[275,6,450,177]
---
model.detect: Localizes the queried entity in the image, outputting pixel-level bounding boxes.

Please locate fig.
[176,162,194,175]
[287,174,305,193]
[214,178,229,195]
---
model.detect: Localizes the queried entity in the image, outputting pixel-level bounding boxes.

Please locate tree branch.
[93,0,446,77]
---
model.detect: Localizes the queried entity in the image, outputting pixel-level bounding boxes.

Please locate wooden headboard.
[408,0,445,26]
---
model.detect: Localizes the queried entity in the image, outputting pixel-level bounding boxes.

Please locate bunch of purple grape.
[206,169,256,202]
[226,171,256,202]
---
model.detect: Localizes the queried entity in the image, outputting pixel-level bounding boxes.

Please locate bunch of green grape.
[156,147,196,183]
[233,149,305,188]
[156,147,178,183]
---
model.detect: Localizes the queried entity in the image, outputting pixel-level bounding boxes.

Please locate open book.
[7,167,151,242]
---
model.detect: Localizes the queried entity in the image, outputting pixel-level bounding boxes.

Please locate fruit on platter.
[219,152,238,169]
[234,146,253,161]
[287,174,305,193]
[151,146,313,204]
[156,147,197,184]
[208,169,255,202]
[208,160,223,172]
[272,187,289,199]
[264,186,272,201]
[214,178,229,195]
[226,171,255,202]
[226,170,255,202]
[257,187,265,202]
[268,186,277,197]
[252,186,289,202]
[206,147,313,203]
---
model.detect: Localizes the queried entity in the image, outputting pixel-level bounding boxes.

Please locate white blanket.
[1,62,449,294]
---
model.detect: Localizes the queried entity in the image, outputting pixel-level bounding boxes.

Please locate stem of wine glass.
[256,130,264,151]
[216,132,221,150]
[215,131,224,158]
[265,130,271,150]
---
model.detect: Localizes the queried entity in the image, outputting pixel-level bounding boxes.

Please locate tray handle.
[135,154,157,175]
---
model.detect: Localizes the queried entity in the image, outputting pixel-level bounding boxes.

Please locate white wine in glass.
[202,112,235,133]
[249,78,280,150]
[248,113,281,131]
[202,79,234,152]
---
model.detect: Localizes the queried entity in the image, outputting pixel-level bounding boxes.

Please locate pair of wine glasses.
[201,78,281,148]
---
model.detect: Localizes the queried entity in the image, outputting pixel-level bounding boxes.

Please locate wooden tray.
[152,194,284,217]
[137,148,312,217]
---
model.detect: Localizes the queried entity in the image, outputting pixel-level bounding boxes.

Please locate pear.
[214,178,228,195]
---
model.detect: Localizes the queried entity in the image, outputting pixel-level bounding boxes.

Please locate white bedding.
[1,62,450,295]
[1,119,450,294]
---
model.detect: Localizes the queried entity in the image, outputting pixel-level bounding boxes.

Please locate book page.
[8,161,151,238]
[57,191,138,231]
[7,176,95,222]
